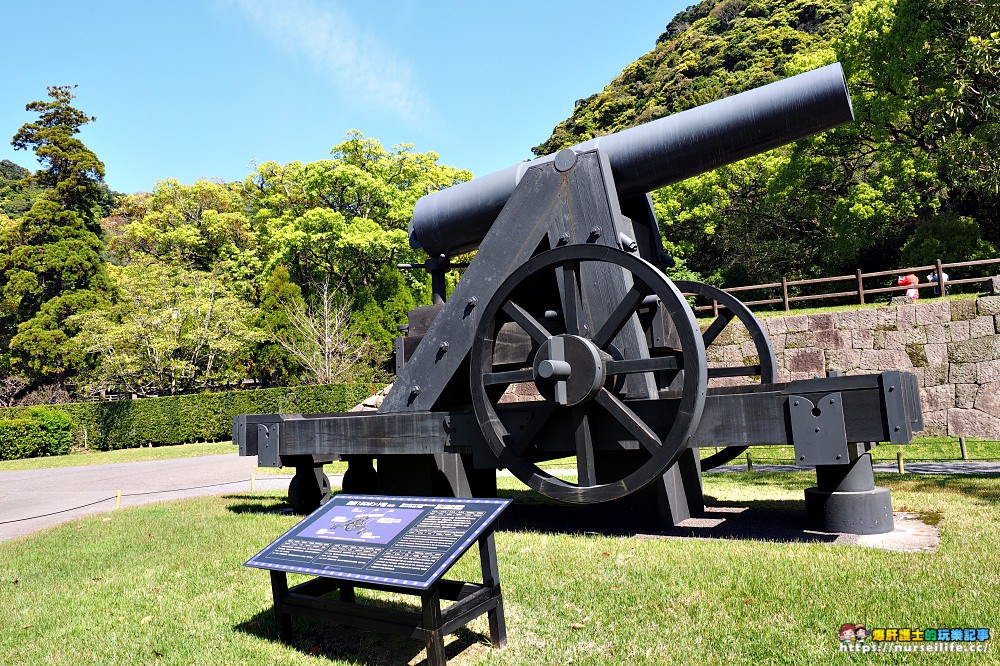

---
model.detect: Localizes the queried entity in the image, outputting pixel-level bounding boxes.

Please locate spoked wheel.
[470,245,707,504]
[673,281,778,470]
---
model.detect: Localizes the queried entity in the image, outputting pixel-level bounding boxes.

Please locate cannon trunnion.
[235,64,922,535]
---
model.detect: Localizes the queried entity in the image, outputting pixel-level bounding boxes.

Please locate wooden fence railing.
[689,257,1000,315]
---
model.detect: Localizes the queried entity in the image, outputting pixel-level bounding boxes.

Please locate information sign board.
[245,495,510,589]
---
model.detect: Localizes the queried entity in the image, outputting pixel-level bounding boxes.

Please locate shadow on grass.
[235,596,490,665]
[492,486,840,543]
[222,494,292,515]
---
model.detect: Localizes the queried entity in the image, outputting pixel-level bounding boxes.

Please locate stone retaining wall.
[708,293,1000,438]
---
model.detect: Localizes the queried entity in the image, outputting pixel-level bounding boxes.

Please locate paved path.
[1,454,996,543]
[0,454,306,543]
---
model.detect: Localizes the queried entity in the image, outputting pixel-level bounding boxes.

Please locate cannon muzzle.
[411,63,853,257]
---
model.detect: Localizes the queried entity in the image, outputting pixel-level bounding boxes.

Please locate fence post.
[935,259,946,297]
[745,451,754,472]
[896,451,905,474]
[712,298,719,318]
[960,437,969,460]
[781,277,789,312]
[856,269,865,305]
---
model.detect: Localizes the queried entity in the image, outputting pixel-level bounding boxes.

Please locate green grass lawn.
[1,472,997,665]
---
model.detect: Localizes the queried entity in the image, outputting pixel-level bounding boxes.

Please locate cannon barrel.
[411,63,853,257]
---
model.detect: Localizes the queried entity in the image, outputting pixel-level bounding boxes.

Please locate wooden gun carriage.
[235,64,922,535]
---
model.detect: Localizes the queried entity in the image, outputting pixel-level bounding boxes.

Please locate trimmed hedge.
[0,383,375,455]
[0,407,74,460]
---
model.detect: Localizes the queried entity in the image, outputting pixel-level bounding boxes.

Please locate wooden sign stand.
[268,530,506,665]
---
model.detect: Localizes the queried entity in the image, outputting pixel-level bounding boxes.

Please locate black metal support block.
[804,454,894,534]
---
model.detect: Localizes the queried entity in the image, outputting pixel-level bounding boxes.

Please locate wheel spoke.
[708,365,763,379]
[593,283,649,349]
[605,355,679,375]
[572,407,597,487]
[483,368,535,386]
[701,308,736,347]
[595,388,661,455]
[502,300,552,345]
[561,261,582,336]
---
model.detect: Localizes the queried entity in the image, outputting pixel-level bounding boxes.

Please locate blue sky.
[0,0,688,195]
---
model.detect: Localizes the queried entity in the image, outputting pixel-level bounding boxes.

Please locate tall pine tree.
[1,86,111,386]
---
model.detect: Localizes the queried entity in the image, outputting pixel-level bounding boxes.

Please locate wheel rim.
[673,281,777,470]
[470,245,707,504]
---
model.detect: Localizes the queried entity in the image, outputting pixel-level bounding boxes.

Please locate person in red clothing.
[897,273,919,300]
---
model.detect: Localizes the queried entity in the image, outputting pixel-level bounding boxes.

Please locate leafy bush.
[0,407,74,460]
[0,383,374,456]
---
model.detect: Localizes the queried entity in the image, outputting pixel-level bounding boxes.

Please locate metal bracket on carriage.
[788,392,850,466]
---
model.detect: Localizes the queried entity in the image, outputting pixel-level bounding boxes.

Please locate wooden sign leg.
[421,586,447,665]
[479,531,507,648]
[269,571,293,644]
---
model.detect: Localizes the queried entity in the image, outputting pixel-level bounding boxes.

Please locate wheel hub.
[532,334,606,406]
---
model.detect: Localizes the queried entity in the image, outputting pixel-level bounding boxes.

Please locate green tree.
[108,179,263,300]
[247,130,470,356]
[71,262,253,396]
[1,86,111,386]
[241,265,306,387]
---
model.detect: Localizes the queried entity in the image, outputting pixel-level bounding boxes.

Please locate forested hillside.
[536,0,1000,287]
[1,0,997,404]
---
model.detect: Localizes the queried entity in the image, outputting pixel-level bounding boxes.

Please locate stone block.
[807,313,835,331]
[915,300,951,325]
[974,382,1000,417]
[991,275,1000,295]
[922,364,948,387]
[920,409,948,436]
[785,348,824,374]
[859,349,912,371]
[785,315,809,332]
[836,310,859,330]
[785,331,815,349]
[824,349,862,373]
[970,316,995,338]
[978,359,1000,384]
[955,383,978,409]
[814,329,850,350]
[949,299,977,321]
[924,324,949,344]
[877,307,898,330]
[764,316,786,336]
[948,408,1000,438]
[853,328,874,349]
[920,384,955,412]
[949,320,970,342]
[706,345,727,363]
[924,343,948,365]
[897,304,916,330]
[857,309,878,330]
[948,363,978,384]
[712,320,750,347]
[978,295,1000,315]
[948,337,1000,363]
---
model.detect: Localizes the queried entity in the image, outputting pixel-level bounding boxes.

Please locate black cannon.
[235,63,921,534]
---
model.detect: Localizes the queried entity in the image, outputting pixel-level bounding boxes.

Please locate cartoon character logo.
[839,623,857,643]
[854,625,869,642]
